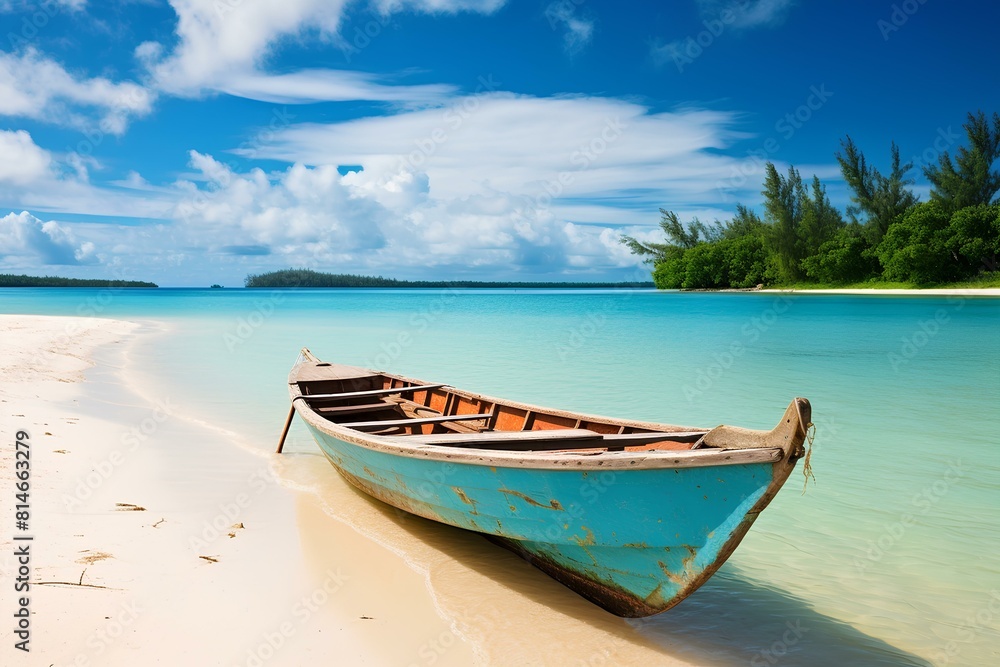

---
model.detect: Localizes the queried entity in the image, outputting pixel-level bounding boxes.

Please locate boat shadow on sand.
[339,478,933,667]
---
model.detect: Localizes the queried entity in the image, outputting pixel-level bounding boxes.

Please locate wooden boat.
[281,349,812,617]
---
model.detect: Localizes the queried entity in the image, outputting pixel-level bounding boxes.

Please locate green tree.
[945,203,1000,274]
[799,175,844,257]
[722,233,772,288]
[876,203,957,284]
[925,111,1000,213]
[681,242,727,288]
[761,163,806,282]
[620,209,720,263]
[719,203,765,239]
[801,225,879,283]
[836,136,918,241]
[651,247,688,288]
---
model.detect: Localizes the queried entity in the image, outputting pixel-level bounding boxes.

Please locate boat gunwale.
[287,355,791,471]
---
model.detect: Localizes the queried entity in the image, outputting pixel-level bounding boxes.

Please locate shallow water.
[3,287,998,665]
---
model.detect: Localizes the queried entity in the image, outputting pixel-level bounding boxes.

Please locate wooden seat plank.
[340,412,493,430]
[295,384,447,402]
[316,402,399,416]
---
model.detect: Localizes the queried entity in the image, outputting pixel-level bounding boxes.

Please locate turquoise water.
[3,288,998,665]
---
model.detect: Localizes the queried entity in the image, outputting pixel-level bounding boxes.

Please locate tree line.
[0,274,157,288]
[245,269,654,289]
[622,111,1000,288]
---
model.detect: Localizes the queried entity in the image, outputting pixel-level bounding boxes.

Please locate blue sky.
[1,0,997,286]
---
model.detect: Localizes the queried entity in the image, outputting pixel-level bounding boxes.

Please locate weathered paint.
[304,421,776,616]
[288,351,810,616]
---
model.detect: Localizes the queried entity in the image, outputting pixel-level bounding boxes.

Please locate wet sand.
[0,315,698,666]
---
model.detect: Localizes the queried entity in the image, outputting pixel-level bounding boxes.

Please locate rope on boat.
[800,421,817,494]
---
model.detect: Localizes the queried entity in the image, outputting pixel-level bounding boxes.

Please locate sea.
[2,287,998,666]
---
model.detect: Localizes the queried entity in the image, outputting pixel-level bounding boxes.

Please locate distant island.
[245,269,653,289]
[0,274,158,288]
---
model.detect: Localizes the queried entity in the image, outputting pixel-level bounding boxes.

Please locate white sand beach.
[0,315,697,667]
[759,287,1000,296]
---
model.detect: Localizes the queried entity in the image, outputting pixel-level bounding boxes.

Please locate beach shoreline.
[0,314,707,667]
[757,287,1000,296]
[0,314,488,667]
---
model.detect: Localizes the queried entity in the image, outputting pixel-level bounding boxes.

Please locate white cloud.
[0,0,85,12]
[373,0,505,13]
[544,1,594,55]
[161,95,777,276]
[147,0,502,101]
[0,49,153,134]
[218,70,455,105]
[169,149,636,275]
[0,130,175,221]
[652,0,796,69]
[148,0,349,95]
[697,0,795,29]
[251,93,748,217]
[0,130,51,185]
[0,211,97,266]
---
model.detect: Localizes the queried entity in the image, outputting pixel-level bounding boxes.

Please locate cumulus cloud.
[169,148,637,275]
[164,93,766,276]
[0,211,97,265]
[0,130,51,185]
[0,49,153,134]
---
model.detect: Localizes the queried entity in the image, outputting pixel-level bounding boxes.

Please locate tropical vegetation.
[622,111,1000,288]
[0,274,157,287]
[245,269,653,289]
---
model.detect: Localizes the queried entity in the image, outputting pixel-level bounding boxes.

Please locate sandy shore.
[759,287,1000,296]
[0,315,700,666]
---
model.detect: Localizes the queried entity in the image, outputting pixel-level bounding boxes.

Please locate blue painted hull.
[286,351,810,616]
[305,422,783,616]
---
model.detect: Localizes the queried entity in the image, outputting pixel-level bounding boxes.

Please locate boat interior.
[292,363,707,453]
